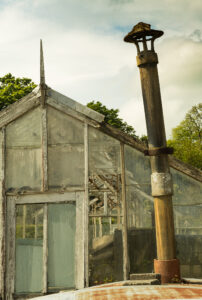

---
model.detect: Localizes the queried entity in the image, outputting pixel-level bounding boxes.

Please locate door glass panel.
[15,204,43,293]
[48,203,76,291]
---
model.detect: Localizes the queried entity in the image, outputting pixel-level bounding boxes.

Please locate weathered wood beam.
[169,155,202,182]
[120,143,129,281]
[8,192,76,205]
[75,192,85,289]
[0,88,41,129]
[84,123,89,287]
[0,127,6,299]
[22,205,26,239]
[41,108,48,191]
[47,88,104,123]
[89,214,123,217]
[104,192,108,215]
[98,123,202,183]
[99,123,146,153]
[93,174,116,194]
[47,97,101,129]
[42,204,48,293]
[6,187,84,196]
[6,199,15,300]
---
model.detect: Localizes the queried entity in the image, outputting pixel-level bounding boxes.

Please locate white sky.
[0,0,202,138]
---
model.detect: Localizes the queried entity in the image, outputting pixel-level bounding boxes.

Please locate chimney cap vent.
[124,22,164,43]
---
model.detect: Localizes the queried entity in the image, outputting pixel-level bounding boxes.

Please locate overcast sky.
[0,0,202,138]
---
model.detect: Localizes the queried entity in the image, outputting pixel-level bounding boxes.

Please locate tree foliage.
[0,73,37,110]
[168,103,202,170]
[87,101,138,138]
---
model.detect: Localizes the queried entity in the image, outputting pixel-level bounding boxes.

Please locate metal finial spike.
[40,39,45,86]
[40,39,46,107]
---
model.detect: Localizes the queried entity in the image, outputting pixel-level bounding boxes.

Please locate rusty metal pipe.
[124,22,180,283]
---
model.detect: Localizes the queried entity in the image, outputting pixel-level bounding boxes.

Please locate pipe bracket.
[144,147,173,156]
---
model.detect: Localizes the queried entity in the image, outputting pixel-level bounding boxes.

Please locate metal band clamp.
[144,147,174,156]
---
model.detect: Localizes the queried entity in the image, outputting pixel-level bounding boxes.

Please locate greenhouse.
[0,81,201,299]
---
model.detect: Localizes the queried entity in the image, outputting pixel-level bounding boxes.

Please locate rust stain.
[76,285,202,300]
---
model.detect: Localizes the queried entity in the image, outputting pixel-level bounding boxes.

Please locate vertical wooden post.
[84,123,89,287]
[34,215,38,239]
[104,192,108,215]
[22,205,27,239]
[109,217,112,234]
[120,143,129,280]
[42,108,48,192]
[6,198,15,300]
[93,217,96,239]
[0,127,6,299]
[99,217,102,238]
[117,175,121,229]
[42,203,48,294]
[117,191,121,230]
[75,192,85,289]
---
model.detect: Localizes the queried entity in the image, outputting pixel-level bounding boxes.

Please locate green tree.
[87,101,138,138]
[168,103,202,170]
[0,73,37,110]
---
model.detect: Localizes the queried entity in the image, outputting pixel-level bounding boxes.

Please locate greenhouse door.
[47,203,76,292]
[6,192,85,300]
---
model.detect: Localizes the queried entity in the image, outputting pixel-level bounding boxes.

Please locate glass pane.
[124,145,156,274]
[47,107,84,188]
[88,128,122,219]
[128,228,156,274]
[6,149,42,191]
[171,168,202,279]
[124,145,154,230]
[48,203,76,291]
[48,146,84,188]
[88,127,123,285]
[47,106,84,145]
[89,127,120,175]
[6,107,42,191]
[15,204,43,293]
[127,187,154,229]
[175,204,202,279]
[89,217,123,286]
[124,144,151,193]
[172,168,202,206]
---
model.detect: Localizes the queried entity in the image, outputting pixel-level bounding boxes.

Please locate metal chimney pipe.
[124,22,180,283]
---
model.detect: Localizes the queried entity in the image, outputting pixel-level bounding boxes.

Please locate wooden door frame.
[5,191,85,299]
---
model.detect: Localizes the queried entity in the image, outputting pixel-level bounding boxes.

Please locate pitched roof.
[0,85,104,129]
[0,85,201,183]
[47,87,104,123]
